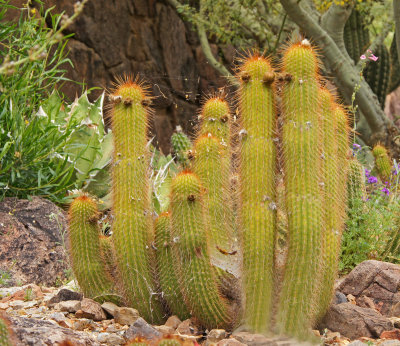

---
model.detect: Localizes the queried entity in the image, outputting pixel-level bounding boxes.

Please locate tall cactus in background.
[276,40,324,338]
[237,54,277,334]
[170,171,233,329]
[68,193,120,304]
[372,144,392,183]
[109,77,164,323]
[347,157,366,208]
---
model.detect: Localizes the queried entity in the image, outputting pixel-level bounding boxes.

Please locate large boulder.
[337,260,400,316]
[0,197,69,286]
[318,303,393,339]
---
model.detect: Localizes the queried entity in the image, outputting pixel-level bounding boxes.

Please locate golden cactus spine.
[109,77,164,323]
[237,54,277,333]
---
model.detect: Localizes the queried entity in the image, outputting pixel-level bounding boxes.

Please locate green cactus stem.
[193,134,236,271]
[237,54,277,334]
[67,193,120,304]
[347,156,366,209]
[343,9,370,64]
[170,171,233,330]
[372,144,392,183]
[315,92,350,321]
[110,77,164,323]
[276,40,324,339]
[154,212,191,320]
[99,235,119,283]
[364,43,390,108]
[171,126,192,167]
[389,34,400,93]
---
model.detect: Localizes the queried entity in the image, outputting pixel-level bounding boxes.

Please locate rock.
[216,339,246,346]
[338,260,400,316]
[0,197,69,286]
[334,291,348,304]
[97,332,125,345]
[154,325,175,335]
[114,307,140,325]
[76,298,107,321]
[9,316,99,345]
[381,329,400,340]
[390,317,400,328]
[57,300,81,313]
[1,284,43,303]
[347,342,368,346]
[49,312,66,322]
[176,318,199,336]
[124,317,162,341]
[46,288,83,307]
[164,315,181,329]
[73,318,95,331]
[381,341,400,345]
[232,332,313,346]
[208,329,227,343]
[0,303,8,310]
[318,302,393,339]
[101,301,119,317]
[8,300,25,310]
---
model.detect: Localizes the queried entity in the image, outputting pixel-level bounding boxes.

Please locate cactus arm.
[68,194,120,304]
[372,144,392,184]
[154,212,191,320]
[237,55,277,334]
[170,171,233,330]
[110,78,164,323]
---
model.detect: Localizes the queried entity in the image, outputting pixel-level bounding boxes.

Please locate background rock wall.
[18,0,237,152]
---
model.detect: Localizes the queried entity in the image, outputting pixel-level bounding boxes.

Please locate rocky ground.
[2,198,400,345]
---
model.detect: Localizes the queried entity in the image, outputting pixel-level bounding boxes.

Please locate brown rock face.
[337,260,400,316]
[318,303,393,339]
[33,0,234,153]
[0,197,69,287]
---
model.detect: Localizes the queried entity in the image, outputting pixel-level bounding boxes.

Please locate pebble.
[114,306,139,325]
[49,311,66,322]
[0,302,8,309]
[164,315,181,329]
[101,301,118,317]
[9,300,25,309]
[97,332,125,345]
[57,300,81,313]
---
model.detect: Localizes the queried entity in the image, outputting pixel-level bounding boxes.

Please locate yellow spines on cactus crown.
[236,53,277,334]
[154,212,191,320]
[68,193,119,304]
[372,144,392,183]
[198,96,231,146]
[277,40,324,339]
[170,171,233,330]
[109,76,164,323]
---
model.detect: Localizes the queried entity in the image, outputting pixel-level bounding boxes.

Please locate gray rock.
[124,317,162,341]
[9,316,99,345]
[47,288,83,307]
[232,332,315,346]
[347,342,367,346]
[101,301,119,317]
[334,291,348,304]
[49,312,66,322]
[0,197,69,286]
[208,329,227,342]
[318,302,393,339]
[97,332,125,345]
[114,307,140,325]
[57,300,81,313]
[176,318,199,336]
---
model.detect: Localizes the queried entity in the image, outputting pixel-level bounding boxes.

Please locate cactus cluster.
[67,40,350,340]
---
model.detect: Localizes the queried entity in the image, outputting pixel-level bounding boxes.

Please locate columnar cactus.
[109,78,164,323]
[67,41,350,341]
[171,127,192,166]
[68,193,119,304]
[347,156,366,208]
[276,40,324,338]
[154,212,190,320]
[237,54,277,333]
[170,171,233,330]
[372,144,392,183]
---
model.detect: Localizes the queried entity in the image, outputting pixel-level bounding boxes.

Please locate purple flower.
[365,169,370,178]
[360,54,366,60]
[368,176,378,184]
[352,143,361,150]
[381,187,390,196]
